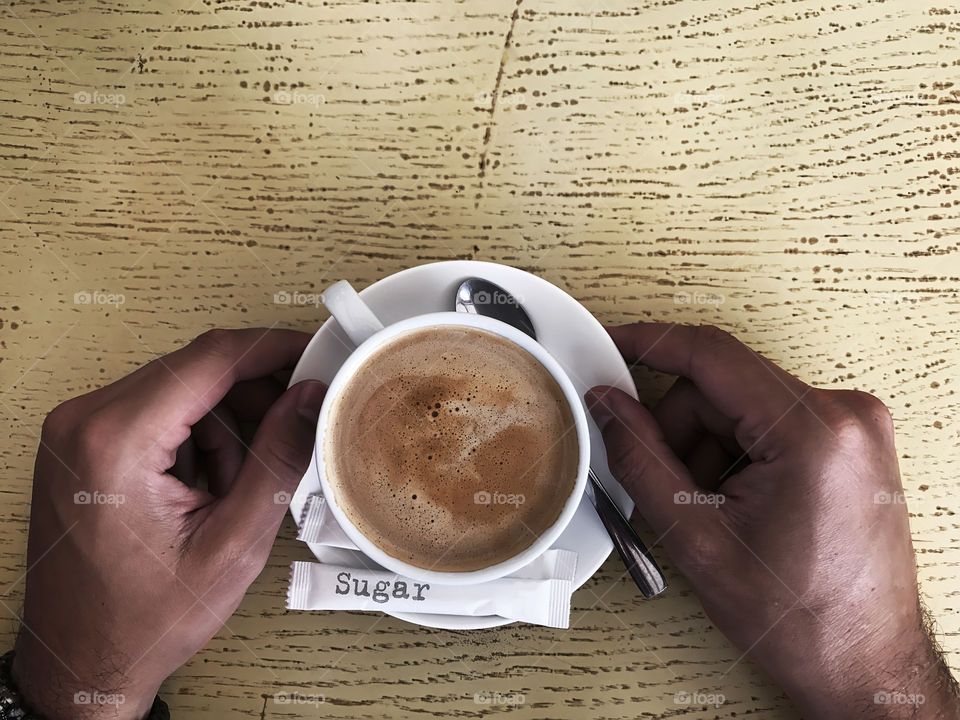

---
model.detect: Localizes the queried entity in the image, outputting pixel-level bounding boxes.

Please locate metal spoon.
[455,277,667,598]
[456,278,536,337]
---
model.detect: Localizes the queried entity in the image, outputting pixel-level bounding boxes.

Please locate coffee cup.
[315,280,590,585]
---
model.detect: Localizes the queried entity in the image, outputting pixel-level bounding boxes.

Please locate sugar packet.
[287,548,577,628]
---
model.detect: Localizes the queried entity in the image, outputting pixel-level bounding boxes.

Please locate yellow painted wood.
[1,0,957,717]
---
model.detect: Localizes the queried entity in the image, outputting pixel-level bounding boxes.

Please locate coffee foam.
[324,325,579,572]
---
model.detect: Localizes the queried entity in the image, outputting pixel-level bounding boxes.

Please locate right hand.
[586,323,959,719]
[12,328,325,720]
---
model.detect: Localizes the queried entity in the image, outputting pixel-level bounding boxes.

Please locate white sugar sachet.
[291,492,581,627]
[296,493,355,548]
[286,548,578,629]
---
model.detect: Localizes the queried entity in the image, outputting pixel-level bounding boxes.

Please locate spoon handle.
[588,468,667,598]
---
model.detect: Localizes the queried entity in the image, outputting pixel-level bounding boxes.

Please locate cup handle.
[321,280,385,347]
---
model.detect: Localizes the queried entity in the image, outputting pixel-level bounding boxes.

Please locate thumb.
[586,385,713,540]
[199,380,327,569]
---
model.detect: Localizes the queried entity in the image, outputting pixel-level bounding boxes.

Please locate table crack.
[476,0,523,208]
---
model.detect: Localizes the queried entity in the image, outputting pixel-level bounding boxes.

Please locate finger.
[169,436,200,487]
[652,377,739,460]
[194,380,327,575]
[192,405,245,497]
[684,435,738,491]
[653,379,746,489]
[609,323,808,457]
[111,328,312,457]
[222,376,286,423]
[586,385,717,543]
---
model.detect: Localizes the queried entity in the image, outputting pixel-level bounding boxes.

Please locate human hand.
[12,328,326,720]
[587,324,959,719]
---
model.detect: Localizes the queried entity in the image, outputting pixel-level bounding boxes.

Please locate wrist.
[11,637,160,720]
[784,625,959,719]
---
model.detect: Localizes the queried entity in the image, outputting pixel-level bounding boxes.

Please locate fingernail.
[585,386,615,431]
[296,380,327,423]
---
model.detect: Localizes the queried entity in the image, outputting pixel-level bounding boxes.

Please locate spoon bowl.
[455,277,537,339]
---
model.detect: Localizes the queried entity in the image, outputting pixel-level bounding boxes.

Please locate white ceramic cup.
[314,280,591,586]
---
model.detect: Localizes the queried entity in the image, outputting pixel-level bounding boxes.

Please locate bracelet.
[0,651,169,719]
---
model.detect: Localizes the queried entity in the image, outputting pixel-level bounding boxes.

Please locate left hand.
[11,328,326,720]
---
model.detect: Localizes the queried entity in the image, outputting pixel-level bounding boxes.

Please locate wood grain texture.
[1,0,958,717]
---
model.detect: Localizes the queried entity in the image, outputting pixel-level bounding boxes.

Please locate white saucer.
[288,261,637,630]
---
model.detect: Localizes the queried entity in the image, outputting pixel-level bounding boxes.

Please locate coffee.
[324,325,579,572]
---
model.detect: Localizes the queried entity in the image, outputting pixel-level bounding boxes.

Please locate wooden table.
[2,0,957,717]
